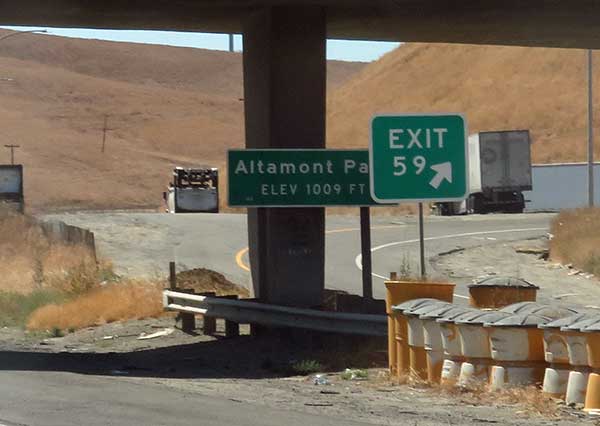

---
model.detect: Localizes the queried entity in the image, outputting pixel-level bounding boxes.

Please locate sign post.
[359,206,373,299]
[370,114,468,277]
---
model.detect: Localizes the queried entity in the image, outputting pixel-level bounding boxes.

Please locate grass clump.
[0,289,66,327]
[26,280,163,331]
[341,368,369,380]
[550,208,600,275]
[290,359,324,375]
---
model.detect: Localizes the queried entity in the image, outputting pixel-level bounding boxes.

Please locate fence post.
[169,261,176,290]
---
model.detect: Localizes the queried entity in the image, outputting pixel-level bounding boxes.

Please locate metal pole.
[418,203,426,278]
[588,49,595,207]
[360,207,373,299]
[228,34,234,52]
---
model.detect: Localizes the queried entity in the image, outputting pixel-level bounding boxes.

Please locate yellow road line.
[235,247,251,272]
[234,224,404,272]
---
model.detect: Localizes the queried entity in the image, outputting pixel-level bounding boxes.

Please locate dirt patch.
[432,236,600,307]
[175,268,250,297]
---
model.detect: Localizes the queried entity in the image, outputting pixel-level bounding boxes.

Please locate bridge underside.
[3,0,600,49]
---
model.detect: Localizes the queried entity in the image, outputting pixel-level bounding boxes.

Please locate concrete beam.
[243,6,326,307]
[3,1,600,48]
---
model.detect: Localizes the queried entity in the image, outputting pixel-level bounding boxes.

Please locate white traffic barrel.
[561,315,600,406]
[539,312,588,399]
[435,306,478,385]
[484,312,553,389]
[455,310,512,386]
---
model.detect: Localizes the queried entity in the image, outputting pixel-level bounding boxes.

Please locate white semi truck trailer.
[0,165,24,213]
[436,130,532,215]
[164,167,219,213]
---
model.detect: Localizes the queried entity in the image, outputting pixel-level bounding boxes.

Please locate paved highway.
[46,212,554,301]
[0,371,370,426]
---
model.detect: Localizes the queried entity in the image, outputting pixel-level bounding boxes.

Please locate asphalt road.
[45,211,554,301]
[0,371,371,426]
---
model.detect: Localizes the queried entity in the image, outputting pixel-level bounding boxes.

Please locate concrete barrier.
[40,220,96,259]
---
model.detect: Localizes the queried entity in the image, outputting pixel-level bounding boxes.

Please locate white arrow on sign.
[429,162,453,189]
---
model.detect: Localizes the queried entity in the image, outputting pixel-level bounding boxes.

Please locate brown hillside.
[328,43,597,164]
[2,32,597,212]
[0,31,364,211]
[0,31,364,96]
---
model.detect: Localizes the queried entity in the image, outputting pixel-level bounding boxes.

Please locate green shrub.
[0,290,66,327]
[291,359,324,375]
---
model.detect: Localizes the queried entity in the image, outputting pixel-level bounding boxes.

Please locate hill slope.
[1,32,598,211]
[0,31,364,211]
[328,43,598,164]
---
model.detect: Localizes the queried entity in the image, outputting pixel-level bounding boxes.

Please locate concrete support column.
[243,6,326,307]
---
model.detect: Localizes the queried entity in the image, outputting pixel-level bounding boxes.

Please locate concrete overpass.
[3,1,600,48]
[2,0,595,307]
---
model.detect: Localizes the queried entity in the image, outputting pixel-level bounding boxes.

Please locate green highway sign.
[369,114,468,203]
[228,149,386,207]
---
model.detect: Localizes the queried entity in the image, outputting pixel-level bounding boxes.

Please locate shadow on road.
[0,332,387,380]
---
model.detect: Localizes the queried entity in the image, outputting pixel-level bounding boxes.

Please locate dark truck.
[0,164,24,213]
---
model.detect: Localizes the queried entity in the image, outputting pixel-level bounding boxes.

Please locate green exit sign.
[228,149,387,207]
[370,114,468,203]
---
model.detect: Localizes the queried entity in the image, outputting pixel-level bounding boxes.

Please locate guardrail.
[163,290,387,337]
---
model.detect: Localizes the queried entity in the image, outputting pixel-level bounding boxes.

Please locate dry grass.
[437,383,558,417]
[0,212,165,330]
[0,213,98,294]
[550,208,600,275]
[26,280,163,331]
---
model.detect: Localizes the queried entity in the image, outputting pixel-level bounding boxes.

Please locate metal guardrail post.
[201,292,217,335]
[180,291,196,333]
[223,295,240,338]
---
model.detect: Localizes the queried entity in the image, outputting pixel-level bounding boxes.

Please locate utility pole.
[100,114,114,153]
[588,49,595,207]
[4,144,19,164]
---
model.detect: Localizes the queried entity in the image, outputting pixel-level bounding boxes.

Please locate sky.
[1,26,400,62]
